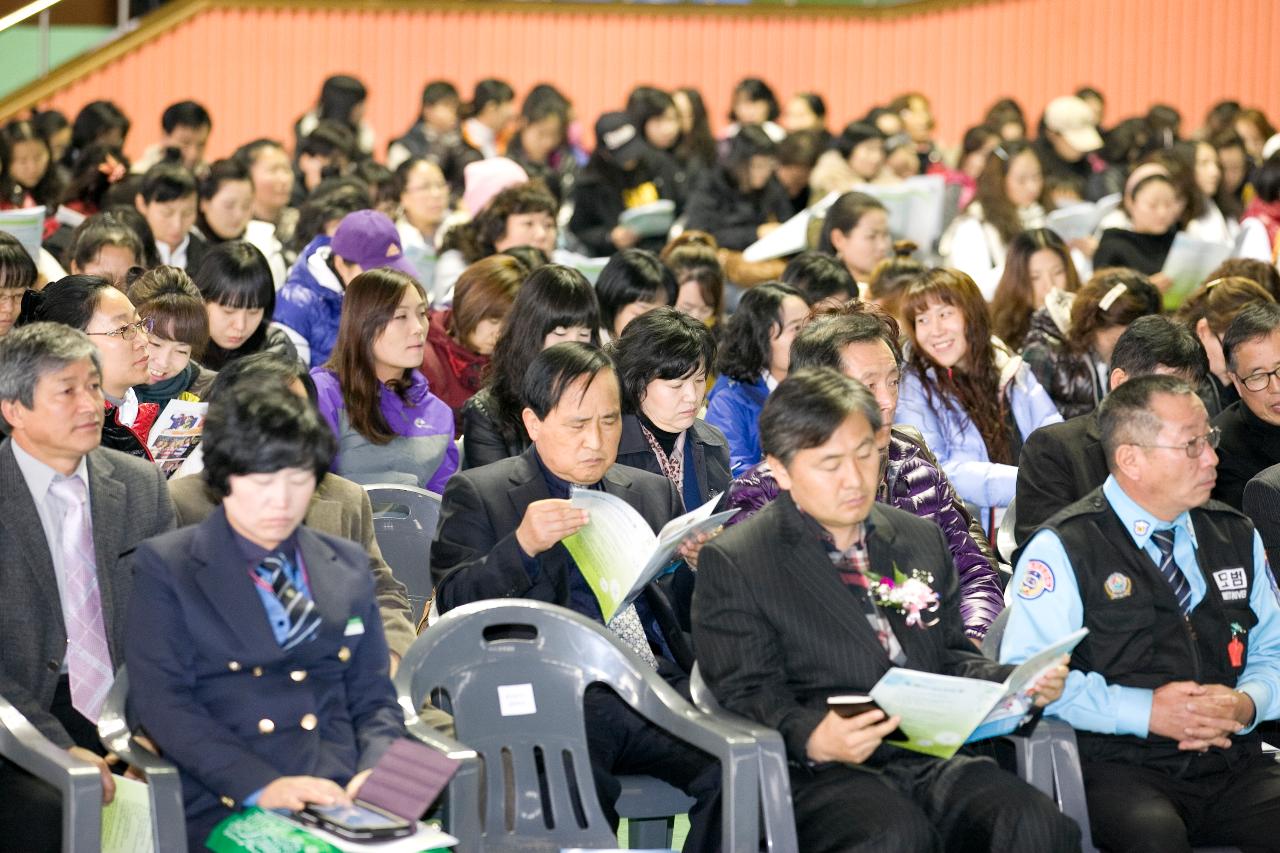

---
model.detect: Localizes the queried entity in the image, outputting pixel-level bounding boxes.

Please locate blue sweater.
[705,374,771,477]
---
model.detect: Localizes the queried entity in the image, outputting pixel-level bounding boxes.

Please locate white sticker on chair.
[497,683,537,716]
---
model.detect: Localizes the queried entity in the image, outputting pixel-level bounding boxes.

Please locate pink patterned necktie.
[48,475,113,723]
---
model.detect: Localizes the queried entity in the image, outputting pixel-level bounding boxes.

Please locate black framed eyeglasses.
[1235,366,1280,393]
[1134,426,1221,459]
[86,317,154,341]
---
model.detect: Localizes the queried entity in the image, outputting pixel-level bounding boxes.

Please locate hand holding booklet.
[864,628,1088,759]
[562,488,735,622]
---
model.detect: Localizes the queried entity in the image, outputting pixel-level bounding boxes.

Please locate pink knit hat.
[462,157,529,215]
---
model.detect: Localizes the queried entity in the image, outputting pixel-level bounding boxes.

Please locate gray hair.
[760,367,883,467]
[1097,373,1197,472]
[0,323,101,416]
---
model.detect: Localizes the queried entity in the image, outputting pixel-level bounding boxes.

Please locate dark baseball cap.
[595,111,647,164]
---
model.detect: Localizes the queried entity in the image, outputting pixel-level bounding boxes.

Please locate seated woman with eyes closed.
[195,241,298,371]
[460,264,601,468]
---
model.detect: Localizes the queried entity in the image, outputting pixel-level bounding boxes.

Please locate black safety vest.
[1045,488,1262,776]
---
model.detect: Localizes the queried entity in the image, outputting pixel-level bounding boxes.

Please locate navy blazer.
[125,507,405,845]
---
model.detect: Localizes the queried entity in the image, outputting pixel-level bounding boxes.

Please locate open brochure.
[1161,231,1242,309]
[1045,193,1121,243]
[742,191,839,262]
[868,628,1088,759]
[0,205,45,261]
[856,174,948,251]
[562,488,735,623]
[146,398,208,478]
[207,808,456,852]
[619,199,676,239]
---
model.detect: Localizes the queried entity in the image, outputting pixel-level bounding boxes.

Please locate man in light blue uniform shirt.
[1001,375,1280,853]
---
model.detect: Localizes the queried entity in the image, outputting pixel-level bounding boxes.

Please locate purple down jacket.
[724,428,1005,639]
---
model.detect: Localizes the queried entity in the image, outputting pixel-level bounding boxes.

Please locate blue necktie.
[257,552,322,650]
[1151,529,1192,616]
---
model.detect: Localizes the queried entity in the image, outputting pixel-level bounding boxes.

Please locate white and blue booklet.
[867,627,1088,759]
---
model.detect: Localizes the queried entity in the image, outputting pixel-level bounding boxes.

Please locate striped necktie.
[257,552,322,650]
[1151,529,1192,616]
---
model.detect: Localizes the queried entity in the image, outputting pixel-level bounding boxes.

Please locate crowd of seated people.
[1,75,1280,852]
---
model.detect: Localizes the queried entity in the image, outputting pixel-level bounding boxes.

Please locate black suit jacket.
[1213,400,1280,511]
[0,441,174,747]
[693,492,1010,765]
[1243,462,1280,569]
[431,447,696,674]
[125,508,404,839]
[1014,412,1109,545]
[615,415,732,510]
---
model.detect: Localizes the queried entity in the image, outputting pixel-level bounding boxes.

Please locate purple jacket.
[724,430,1004,638]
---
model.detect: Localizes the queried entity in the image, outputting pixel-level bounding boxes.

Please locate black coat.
[693,492,1010,765]
[459,388,529,470]
[683,167,795,252]
[1212,400,1280,511]
[614,415,731,510]
[1014,412,1109,545]
[568,152,682,256]
[430,447,697,678]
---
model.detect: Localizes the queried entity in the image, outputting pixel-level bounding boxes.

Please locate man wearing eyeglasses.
[1001,374,1280,853]
[1212,301,1280,510]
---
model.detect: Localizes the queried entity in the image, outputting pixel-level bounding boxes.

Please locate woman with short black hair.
[194,241,297,370]
[683,125,793,252]
[611,307,729,510]
[596,248,674,341]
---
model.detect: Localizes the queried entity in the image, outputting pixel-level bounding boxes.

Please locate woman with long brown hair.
[896,268,1061,534]
[990,228,1082,351]
[312,268,458,492]
[939,140,1049,297]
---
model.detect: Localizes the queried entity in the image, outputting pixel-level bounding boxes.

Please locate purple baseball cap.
[330,210,418,278]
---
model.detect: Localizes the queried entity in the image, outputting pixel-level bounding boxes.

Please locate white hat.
[1044,96,1104,154]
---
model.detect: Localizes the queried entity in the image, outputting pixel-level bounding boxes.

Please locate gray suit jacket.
[166,473,417,656]
[0,440,175,747]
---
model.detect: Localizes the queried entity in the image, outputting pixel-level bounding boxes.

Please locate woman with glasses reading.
[26,274,158,458]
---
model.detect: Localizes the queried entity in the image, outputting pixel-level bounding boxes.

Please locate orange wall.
[27,0,1280,163]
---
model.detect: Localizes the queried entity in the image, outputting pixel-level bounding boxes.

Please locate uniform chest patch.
[1103,572,1132,600]
[1212,567,1249,602]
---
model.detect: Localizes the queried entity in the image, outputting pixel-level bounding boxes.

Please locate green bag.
[205,808,450,853]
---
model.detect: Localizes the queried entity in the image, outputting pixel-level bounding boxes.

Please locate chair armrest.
[0,698,103,852]
[1006,717,1098,853]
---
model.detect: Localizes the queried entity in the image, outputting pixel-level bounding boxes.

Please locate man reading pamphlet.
[693,369,1080,852]
[431,343,722,853]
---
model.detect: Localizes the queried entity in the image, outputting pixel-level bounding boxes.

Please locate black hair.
[352,160,397,210]
[195,158,253,243]
[500,245,549,275]
[759,367,881,467]
[2,120,60,207]
[595,249,676,336]
[781,252,856,304]
[1223,301,1280,372]
[731,77,780,122]
[1254,153,1280,205]
[485,264,601,441]
[193,241,277,369]
[794,92,827,123]
[64,211,146,274]
[31,109,68,143]
[289,176,370,255]
[522,84,571,126]
[776,130,824,170]
[102,205,159,268]
[626,86,675,145]
[0,231,37,291]
[1098,374,1196,470]
[790,311,901,372]
[831,121,885,160]
[202,385,334,497]
[29,274,113,330]
[421,80,459,107]
[298,120,355,161]
[725,124,777,171]
[464,78,515,120]
[1075,86,1104,104]
[67,101,130,166]
[316,75,367,128]
[205,349,318,407]
[59,142,126,210]
[818,191,887,254]
[609,307,716,413]
[716,281,806,383]
[137,161,197,204]
[232,138,286,171]
[161,100,211,134]
[521,342,615,420]
[1108,315,1208,383]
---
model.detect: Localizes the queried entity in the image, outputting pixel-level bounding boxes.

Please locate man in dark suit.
[126,386,406,849]
[1212,302,1280,510]
[1016,315,1209,544]
[431,342,720,851]
[0,323,175,853]
[694,368,1080,852]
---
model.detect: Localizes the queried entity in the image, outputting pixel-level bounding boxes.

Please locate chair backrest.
[981,607,1011,660]
[996,495,1018,563]
[1244,463,1280,568]
[365,484,442,623]
[397,599,695,850]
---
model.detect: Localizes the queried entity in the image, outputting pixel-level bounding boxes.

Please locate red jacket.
[420,309,490,436]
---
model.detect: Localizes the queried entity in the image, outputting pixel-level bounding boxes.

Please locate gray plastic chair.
[97,667,188,852]
[365,483,442,624]
[689,664,800,853]
[0,691,103,853]
[996,495,1018,564]
[395,599,761,852]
